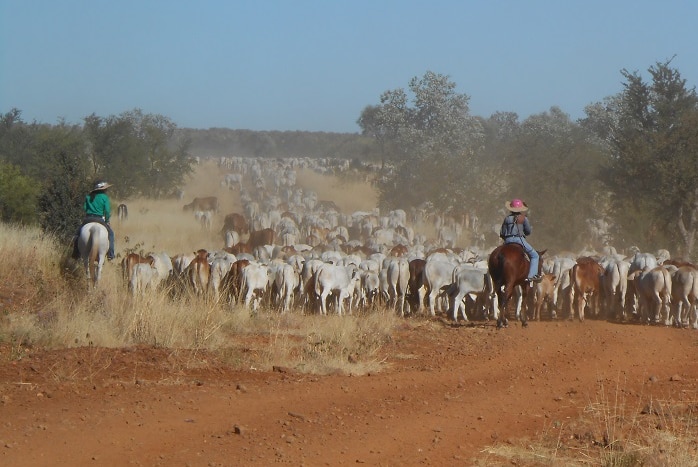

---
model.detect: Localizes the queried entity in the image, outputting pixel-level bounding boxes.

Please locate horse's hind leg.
[497,294,509,328]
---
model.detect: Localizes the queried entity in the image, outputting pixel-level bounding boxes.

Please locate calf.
[117,203,128,222]
[529,273,556,321]
[194,210,213,230]
[442,265,488,322]
[121,253,153,284]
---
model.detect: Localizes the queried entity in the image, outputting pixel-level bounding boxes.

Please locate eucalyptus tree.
[501,107,608,252]
[582,59,698,258]
[83,109,194,199]
[357,71,484,214]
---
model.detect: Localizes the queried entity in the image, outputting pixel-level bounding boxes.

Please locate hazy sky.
[2,1,696,133]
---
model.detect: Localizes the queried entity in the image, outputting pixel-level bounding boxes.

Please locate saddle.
[503,241,530,260]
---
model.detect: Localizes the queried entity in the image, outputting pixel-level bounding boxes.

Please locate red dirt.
[1,319,696,466]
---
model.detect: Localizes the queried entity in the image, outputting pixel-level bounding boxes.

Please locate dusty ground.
[1,318,697,466]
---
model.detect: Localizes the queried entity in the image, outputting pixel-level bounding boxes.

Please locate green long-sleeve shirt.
[83,192,111,222]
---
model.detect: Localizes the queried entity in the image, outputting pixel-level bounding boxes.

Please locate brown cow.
[248,228,275,250]
[220,259,251,304]
[571,256,605,321]
[389,244,409,257]
[185,249,211,295]
[224,242,251,255]
[220,212,249,235]
[407,258,427,312]
[183,196,219,213]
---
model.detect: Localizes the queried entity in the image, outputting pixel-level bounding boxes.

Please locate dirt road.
[1,319,696,466]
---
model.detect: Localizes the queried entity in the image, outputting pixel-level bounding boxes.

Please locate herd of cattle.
[118,156,698,329]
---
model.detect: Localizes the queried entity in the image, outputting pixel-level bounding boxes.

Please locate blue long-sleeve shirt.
[500,213,531,240]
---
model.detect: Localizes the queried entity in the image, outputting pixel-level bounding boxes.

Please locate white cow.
[129,263,161,296]
[629,252,658,274]
[298,259,325,310]
[209,253,237,301]
[550,256,576,317]
[241,262,270,310]
[194,210,213,230]
[385,257,411,316]
[599,256,630,320]
[670,266,698,328]
[224,230,241,248]
[442,265,488,322]
[313,264,361,315]
[172,253,195,277]
[149,252,173,277]
[423,260,457,316]
[273,262,300,313]
[359,270,381,308]
[633,266,672,325]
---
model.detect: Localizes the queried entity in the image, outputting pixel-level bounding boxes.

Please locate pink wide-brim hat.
[505,198,529,212]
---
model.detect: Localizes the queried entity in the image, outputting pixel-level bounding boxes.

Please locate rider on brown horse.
[500,198,542,283]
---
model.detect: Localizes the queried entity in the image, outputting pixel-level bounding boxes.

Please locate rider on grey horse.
[71,181,116,260]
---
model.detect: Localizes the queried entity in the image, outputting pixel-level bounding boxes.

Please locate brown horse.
[488,243,546,329]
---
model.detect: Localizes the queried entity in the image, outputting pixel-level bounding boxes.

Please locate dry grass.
[477,379,698,466]
[295,169,379,214]
[0,160,401,376]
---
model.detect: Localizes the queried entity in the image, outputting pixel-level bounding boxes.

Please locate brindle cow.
[183,196,219,213]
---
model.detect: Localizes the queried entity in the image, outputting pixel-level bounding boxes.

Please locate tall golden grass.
[0,160,400,375]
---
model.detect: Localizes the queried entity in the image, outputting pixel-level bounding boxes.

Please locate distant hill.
[176,127,379,160]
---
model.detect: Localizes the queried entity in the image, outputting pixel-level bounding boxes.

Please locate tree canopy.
[357,71,484,213]
[0,108,196,237]
[582,58,698,257]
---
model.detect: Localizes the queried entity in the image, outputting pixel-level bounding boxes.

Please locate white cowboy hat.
[505,198,529,212]
[91,181,113,192]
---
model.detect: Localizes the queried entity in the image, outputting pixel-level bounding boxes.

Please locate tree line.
[0,109,195,240]
[358,61,698,259]
[2,59,697,259]
[0,108,379,241]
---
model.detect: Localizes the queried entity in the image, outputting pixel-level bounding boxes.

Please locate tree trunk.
[677,188,698,260]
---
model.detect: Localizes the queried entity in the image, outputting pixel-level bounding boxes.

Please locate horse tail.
[88,226,98,280]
